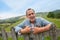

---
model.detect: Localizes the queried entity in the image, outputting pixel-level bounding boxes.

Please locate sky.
[0,0,60,19]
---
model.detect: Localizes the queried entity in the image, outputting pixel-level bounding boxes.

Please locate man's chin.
[30,19,35,22]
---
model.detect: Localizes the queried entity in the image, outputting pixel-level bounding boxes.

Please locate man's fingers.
[25,26,30,28]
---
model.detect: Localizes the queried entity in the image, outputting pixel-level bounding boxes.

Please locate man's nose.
[30,14,33,16]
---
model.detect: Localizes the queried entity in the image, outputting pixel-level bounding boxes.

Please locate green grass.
[45,36,51,40]
[18,37,24,40]
[8,37,12,40]
[5,18,25,32]
[57,36,60,40]
[44,17,60,28]
[0,36,60,40]
[0,37,2,40]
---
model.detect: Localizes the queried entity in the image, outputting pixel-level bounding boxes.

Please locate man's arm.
[14,20,26,33]
[33,17,52,34]
[40,17,52,31]
[20,26,31,34]
[33,24,51,34]
[39,24,51,32]
[15,20,31,34]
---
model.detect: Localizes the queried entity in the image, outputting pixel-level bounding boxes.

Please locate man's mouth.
[30,17,35,19]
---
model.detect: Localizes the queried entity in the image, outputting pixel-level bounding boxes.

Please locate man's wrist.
[18,31,21,35]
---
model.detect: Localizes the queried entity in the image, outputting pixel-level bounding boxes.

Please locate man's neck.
[30,20,36,24]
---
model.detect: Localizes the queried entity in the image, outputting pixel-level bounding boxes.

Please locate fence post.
[49,24,57,40]
[23,34,30,40]
[33,33,42,40]
[1,27,8,40]
[11,27,18,40]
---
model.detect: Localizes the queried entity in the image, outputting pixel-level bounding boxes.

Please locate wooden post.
[11,27,18,40]
[49,24,57,40]
[1,27,8,40]
[33,33,42,40]
[23,34,30,40]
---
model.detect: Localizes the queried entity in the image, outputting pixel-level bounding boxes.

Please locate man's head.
[26,8,36,23]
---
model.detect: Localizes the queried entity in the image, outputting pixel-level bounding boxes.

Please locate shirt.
[14,17,51,33]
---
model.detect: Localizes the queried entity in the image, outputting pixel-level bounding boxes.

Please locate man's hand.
[33,24,51,34]
[33,27,40,34]
[20,26,30,34]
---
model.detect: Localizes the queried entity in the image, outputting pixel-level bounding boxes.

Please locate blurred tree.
[47,12,55,18]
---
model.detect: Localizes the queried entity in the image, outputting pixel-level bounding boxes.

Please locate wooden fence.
[0,24,60,40]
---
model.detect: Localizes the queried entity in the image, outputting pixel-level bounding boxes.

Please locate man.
[15,8,52,40]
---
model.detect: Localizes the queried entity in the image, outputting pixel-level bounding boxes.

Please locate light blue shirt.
[14,17,51,33]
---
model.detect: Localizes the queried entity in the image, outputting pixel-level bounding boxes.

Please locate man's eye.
[32,13,34,14]
[29,14,31,16]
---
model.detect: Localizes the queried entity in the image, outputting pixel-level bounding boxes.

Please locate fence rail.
[0,24,60,40]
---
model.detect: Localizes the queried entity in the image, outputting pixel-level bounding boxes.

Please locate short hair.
[26,8,35,15]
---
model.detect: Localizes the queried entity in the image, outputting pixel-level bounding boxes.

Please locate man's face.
[26,10,36,22]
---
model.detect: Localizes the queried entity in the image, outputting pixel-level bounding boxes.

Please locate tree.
[47,12,55,18]
[56,13,60,18]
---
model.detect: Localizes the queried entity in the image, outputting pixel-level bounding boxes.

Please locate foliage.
[47,12,55,18]
[47,10,60,18]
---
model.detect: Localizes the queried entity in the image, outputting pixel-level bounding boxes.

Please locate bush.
[47,12,55,18]
[47,12,60,19]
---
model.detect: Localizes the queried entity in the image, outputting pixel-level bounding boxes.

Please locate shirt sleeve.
[40,17,52,26]
[14,20,25,33]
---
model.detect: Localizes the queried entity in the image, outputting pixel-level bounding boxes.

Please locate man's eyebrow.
[28,14,31,15]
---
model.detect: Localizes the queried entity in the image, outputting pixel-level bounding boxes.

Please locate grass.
[57,36,60,40]
[0,37,24,40]
[0,37,2,40]
[5,18,25,32]
[18,36,24,40]
[45,36,51,40]
[0,36,60,40]
[44,17,60,28]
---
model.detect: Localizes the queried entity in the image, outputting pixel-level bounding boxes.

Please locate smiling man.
[15,8,52,40]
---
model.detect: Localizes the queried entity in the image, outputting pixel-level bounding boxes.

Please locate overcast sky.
[0,0,60,19]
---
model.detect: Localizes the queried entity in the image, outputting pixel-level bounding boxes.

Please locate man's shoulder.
[36,17,46,22]
[35,17,41,22]
[36,17,43,20]
[36,17,46,20]
[22,19,29,23]
[24,17,44,22]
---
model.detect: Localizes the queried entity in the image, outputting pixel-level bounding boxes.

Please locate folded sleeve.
[14,26,22,33]
[14,20,26,33]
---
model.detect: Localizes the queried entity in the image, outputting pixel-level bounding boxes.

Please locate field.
[43,16,60,28]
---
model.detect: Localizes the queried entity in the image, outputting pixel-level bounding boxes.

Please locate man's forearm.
[20,26,31,34]
[39,24,51,32]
